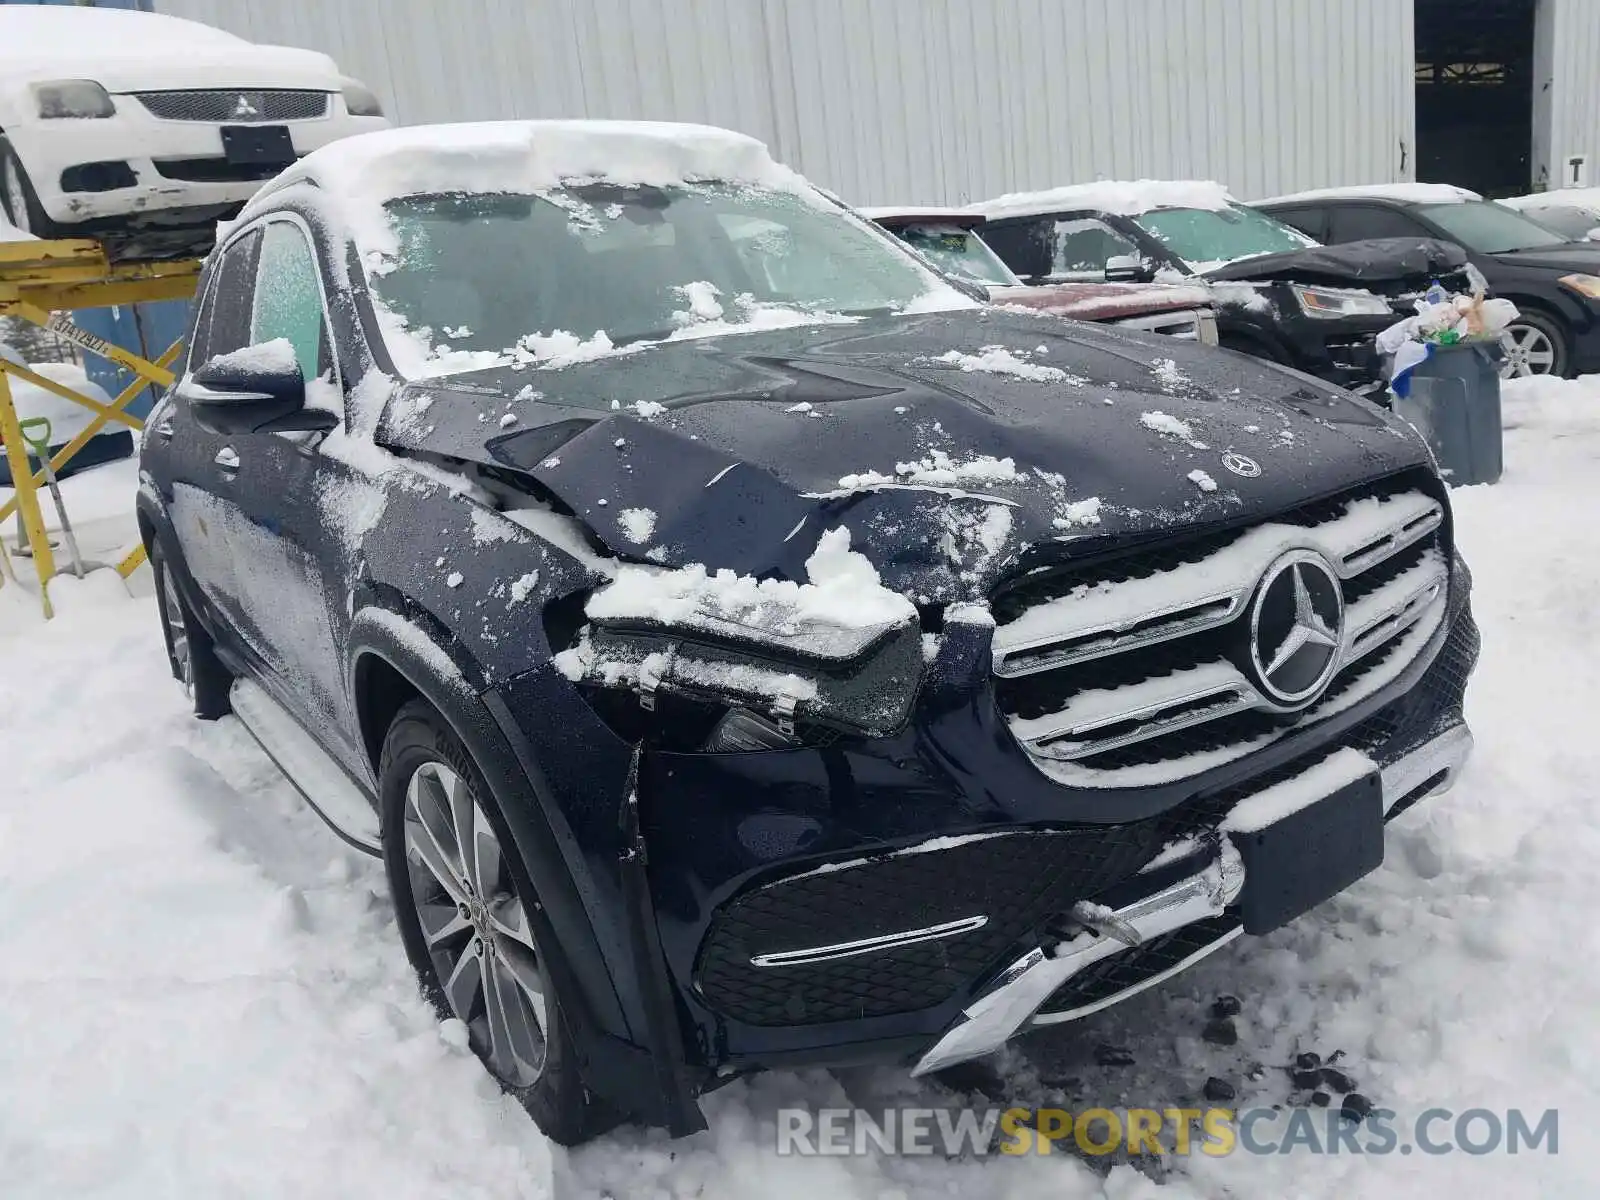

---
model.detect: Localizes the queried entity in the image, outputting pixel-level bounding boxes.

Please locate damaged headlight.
[552,529,926,741]
[1290,284,1392,319]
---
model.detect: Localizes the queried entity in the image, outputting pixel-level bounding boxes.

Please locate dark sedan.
[139,123,1478,1145]
[1256,184,1600,378]
[973,182,1472,396]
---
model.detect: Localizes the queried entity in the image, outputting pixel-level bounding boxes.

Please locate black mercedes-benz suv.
[137,122,1478,1145]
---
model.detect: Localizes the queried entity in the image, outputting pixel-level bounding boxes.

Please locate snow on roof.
[1255,183,1482,207]
[252,120,821,266]
[971,180,1233,220]
[269,121,808,217]
[1500,187,1600,214]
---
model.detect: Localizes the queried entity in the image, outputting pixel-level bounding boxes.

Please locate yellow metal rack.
[0,238,200,617]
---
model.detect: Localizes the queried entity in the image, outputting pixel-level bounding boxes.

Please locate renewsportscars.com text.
[776,1106,1559,1158]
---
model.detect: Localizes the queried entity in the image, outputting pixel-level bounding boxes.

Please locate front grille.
[133,89,330,123]
[695,825,1161,1026]
[991,475,1449,788]
[1035,914,1241,1018]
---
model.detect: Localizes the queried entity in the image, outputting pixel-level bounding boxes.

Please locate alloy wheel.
[1499,322,1557,377]
[160,567,192,697]
[1,156,30,234]
[403,760,548,1087]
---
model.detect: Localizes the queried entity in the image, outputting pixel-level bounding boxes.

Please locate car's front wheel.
[379,698,620,1146]
[0,138,54,239]
[1499,309,1568,378]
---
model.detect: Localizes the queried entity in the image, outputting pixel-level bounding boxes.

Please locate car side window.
[1328,205,1427,243]
[1050,217,1141,280]
[190,229,262,368]
[251,220,335,387]
[1267,206,1327,241]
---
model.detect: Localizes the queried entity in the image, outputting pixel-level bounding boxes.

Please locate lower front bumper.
[909,721,1474,1077]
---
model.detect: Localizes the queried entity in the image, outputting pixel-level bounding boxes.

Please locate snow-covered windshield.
[1417,201,1570,253]
[1133,203,1318,273]
[893,223,1021,287]
[370,183,948,360]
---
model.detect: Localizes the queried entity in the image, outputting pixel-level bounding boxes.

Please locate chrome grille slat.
[991,491,1443,677]
[993,483,1449,784]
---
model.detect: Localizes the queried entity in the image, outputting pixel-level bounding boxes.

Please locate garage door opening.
[1414,0,1537,196]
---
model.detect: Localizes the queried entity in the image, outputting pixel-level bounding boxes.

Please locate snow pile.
[1141,409,1209,449]
[926,345,1083,385]
[1053,496,1103,530]
[974,179,1232,220]
[507,328,633,370]
[835,450,1024,493]
[1150,357,1190,390]
[580,526,915,657]
[0,355,117,448]
[616,507,656,545]
[1188,468,1219,492]
[1255,182,1481,206]
[204,337,298,375]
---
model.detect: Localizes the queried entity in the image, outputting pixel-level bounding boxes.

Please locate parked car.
[1498,188,1600,242]
[0,4,388,259]
[860,206,1218,343]
[1256,183,1600,378]
[139,122,1478,1145]
[973,181,1474,395]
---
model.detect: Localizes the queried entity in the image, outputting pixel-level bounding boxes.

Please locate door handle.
[214,446,240,472]
[152,417,174,442]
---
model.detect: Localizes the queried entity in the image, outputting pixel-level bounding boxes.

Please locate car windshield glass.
[894,223,1020,286]
[1419,201,1572,252]
[1132,204,1318,271]
[1519,206,1599,240]
[370,183,947,363]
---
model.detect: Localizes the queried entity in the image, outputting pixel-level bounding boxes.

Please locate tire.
[0,137,57,239]
[379,698,621,1146]
[1499,308,1569,378]
[150,540,232,720]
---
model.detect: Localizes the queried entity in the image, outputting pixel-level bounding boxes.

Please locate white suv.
[0,5,388,257]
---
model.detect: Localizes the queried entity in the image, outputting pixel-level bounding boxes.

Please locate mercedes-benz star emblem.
[1221,451,1261,478]
[1248,549,1344,706]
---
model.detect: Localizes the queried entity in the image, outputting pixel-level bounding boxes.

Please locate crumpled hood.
[377,310,1429,601]
[990,281,1213,319]
[1201,237,1470,286]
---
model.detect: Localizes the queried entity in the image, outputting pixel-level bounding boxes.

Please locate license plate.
[1235,772,1384,934]
[221,125,294,166]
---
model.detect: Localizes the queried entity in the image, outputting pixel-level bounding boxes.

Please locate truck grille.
[991,477,1448,788]
[133,89,330,123]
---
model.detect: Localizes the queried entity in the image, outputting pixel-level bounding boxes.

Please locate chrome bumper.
[909,723,1474,1077]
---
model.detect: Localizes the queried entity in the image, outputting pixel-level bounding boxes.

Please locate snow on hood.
[374,309,1430,604]
[972,180,1233,221]
[0,6,339,86]
[1256,183,1481,206]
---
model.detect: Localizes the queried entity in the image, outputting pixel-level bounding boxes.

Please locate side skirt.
[229,678,382,855]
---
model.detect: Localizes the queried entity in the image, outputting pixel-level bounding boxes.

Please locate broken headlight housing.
[554,609,925,745]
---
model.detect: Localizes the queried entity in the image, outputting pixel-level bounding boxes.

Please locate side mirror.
[1105,254,1153,283]
[1586,227,1600,242]
[183,342,335,435]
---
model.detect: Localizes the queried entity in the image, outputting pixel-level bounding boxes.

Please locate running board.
[229,679,382,854]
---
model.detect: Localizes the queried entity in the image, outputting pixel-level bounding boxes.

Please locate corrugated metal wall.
[157,0,1414,203]
[1544,0,1600,187]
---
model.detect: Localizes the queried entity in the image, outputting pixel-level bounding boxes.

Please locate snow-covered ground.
[2,378,1597,1197]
